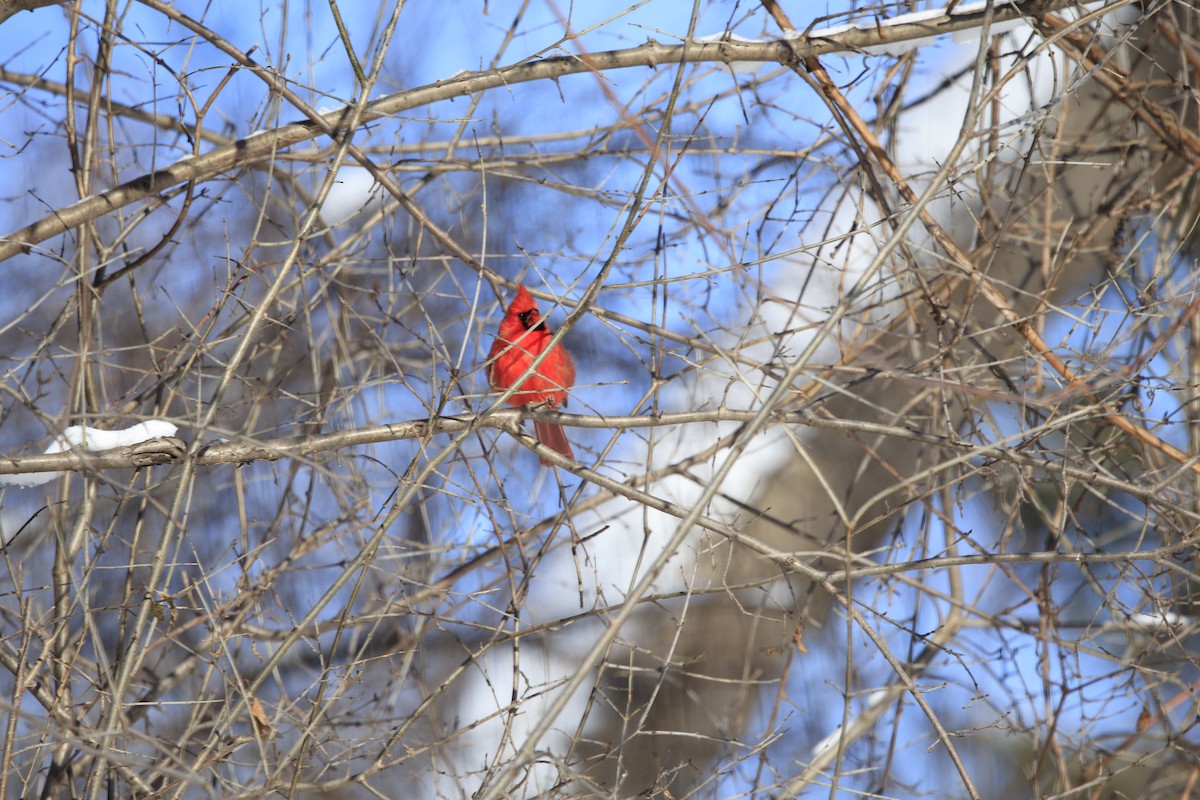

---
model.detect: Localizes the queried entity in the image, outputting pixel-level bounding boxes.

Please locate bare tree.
[0,1,1196,798]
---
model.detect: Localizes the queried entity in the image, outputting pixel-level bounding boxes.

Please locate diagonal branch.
[794,44,1200,477]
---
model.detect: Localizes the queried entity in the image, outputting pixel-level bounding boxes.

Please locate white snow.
[801,0,1029,56]
[0,421,179,487]
[695,32,762,44]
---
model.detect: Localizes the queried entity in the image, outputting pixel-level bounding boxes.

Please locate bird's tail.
[534,420,574,466]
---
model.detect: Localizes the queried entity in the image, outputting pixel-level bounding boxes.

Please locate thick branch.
[0,0,1076,264]
[0,0,63,24]
[1,407,1191,525]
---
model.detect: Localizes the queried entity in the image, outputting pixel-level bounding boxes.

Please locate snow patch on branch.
[0,421,179,487]
[801,0,1029,55]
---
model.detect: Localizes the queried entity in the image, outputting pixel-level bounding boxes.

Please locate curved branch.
[0,0,64,24]
[0,0,1075,264]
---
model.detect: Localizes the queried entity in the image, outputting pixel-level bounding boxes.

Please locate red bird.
[487,284,576,465]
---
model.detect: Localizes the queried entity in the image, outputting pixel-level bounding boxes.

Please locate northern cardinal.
[487,284,576,465]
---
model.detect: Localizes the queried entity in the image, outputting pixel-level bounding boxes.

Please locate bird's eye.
[518,309,537,328]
